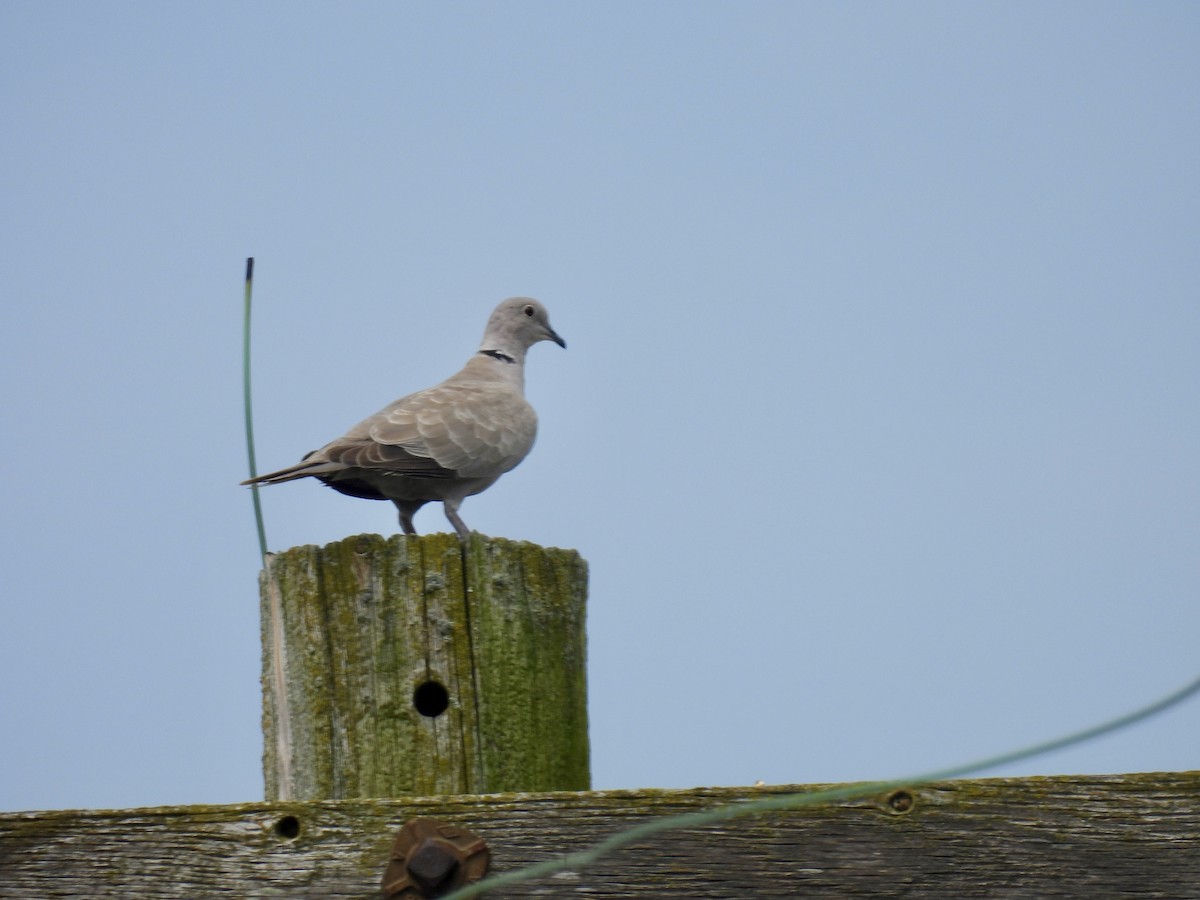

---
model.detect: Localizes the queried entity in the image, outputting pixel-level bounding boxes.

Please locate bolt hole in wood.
[273,815,301,839]
[887,789,915,813]
[413,680,450,718]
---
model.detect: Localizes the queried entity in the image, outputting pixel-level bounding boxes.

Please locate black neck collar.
[479,349,516,364]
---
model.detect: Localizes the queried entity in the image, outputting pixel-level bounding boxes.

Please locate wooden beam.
[2,772,1197,897]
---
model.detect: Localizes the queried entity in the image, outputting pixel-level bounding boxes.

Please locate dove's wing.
[365,381,538,478]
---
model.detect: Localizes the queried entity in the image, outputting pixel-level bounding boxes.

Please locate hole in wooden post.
[274,815,301,839]
[413,680,450,718]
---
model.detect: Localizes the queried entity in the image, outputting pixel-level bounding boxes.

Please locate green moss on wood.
[260,533,589,802]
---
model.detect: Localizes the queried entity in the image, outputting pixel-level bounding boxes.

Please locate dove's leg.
[393,499,425,535]
[443,499,472,543]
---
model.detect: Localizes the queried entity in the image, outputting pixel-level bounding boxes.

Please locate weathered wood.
[260,533,589,801]
[1,773,1197,898]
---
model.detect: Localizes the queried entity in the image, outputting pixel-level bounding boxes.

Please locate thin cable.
[241,258,291,794]
[443,668,1200,899]
[242,257,268,560]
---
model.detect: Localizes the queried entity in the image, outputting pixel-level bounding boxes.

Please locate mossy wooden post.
[259,533,589,801]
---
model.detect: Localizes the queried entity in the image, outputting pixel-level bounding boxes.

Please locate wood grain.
[2,773,1196,898]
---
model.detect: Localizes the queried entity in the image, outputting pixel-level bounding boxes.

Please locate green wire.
[242,257,269,561]
[444,668,1200,899]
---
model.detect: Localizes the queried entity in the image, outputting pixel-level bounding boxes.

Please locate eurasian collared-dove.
[242,297,565,540]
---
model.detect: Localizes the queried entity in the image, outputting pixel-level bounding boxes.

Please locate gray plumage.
[242,297,565,540]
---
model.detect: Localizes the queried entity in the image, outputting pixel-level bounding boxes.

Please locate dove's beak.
[548,328,566,349]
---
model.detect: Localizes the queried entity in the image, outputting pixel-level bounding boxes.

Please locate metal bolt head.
[382,817,490,899]
[407,838,459,892]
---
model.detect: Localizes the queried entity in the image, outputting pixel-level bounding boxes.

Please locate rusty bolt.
[382,817,489,899]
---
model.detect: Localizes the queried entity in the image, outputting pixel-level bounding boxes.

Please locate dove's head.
[482,297,567,356]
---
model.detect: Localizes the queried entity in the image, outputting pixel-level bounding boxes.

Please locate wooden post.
[259,533,589,801]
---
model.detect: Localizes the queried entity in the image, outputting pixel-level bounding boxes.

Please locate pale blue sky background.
[2,2,1197,813]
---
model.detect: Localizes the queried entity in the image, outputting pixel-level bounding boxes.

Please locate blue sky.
[2,2,1197,812]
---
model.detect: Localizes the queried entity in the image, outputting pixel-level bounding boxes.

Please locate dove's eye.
[523,305,535,317]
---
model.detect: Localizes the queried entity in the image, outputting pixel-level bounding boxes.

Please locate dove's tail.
[241,454,342,487]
